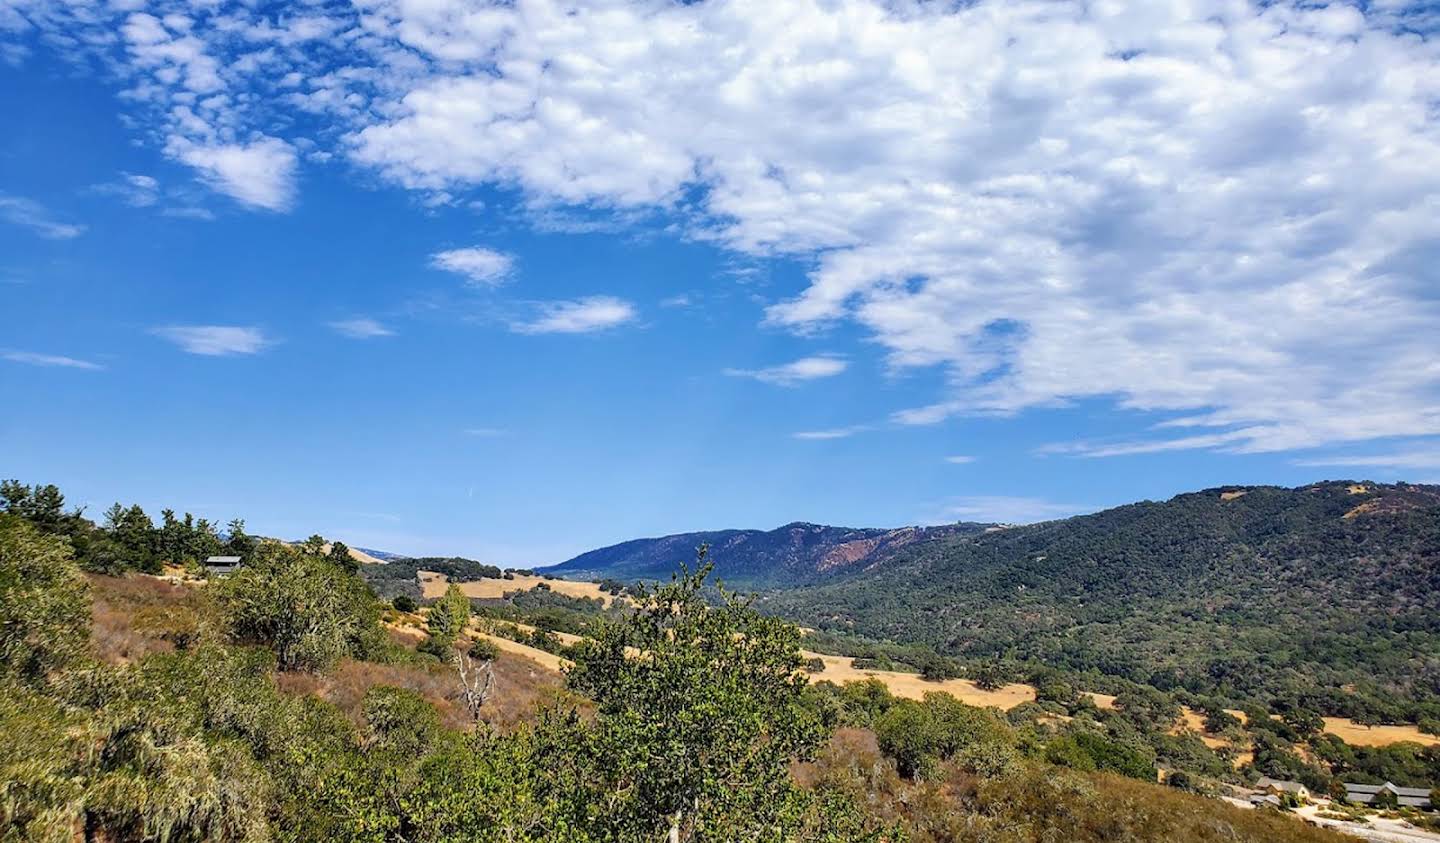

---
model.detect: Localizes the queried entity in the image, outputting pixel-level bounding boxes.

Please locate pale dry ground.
[472,631,571,673]
[411,573,1434,749]
[801,650,1036,708]
[1322,718,1440,748]
[419,571,621,606]
[321,542,388,566]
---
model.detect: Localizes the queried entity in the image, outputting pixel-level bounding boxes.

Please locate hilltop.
[545,521,992,587]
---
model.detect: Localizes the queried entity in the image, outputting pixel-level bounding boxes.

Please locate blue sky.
[3,0,1439,564]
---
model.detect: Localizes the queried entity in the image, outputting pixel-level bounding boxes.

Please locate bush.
[216,542,383,672]
[469,637,500,661]
[0,517,92,684]
[392,595,417,613]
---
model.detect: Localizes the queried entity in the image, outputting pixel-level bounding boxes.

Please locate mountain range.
[547,481,1440,721]
[545,521,994,587]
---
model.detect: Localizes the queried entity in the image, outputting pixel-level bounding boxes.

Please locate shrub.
[469,637,500,661]
[392,595,417,613]
[216,542,383,672]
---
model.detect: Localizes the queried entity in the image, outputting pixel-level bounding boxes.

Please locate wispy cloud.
[2,350,104,370]
[91,172,160,207]
[511,296,637,335]
[152,325,270,356]
[329,318,395,339]
[943,455,976,464]
[725,355,847,387]
[431,247,514,286]
[1295,448,1440,471]
[463,427,508,437]
[792,425,867,441]
[932,495,1093,524]
[1039,431,1255,458]
[0,195,84,239]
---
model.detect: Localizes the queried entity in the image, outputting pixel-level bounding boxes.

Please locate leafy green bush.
[215,542,384,672]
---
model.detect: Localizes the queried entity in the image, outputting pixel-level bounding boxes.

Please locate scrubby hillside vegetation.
[1,479,1377,841]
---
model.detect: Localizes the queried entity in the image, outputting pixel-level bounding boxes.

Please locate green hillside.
[760,482,1440,725]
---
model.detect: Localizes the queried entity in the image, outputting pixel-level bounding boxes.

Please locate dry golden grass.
[419,571,621,606]
[1321,717,1439,747]
[87,573,201,664]
[1220,490,1248,501]
[801,650,1035,708]
[470,629,572,673]
[274,652,566,732]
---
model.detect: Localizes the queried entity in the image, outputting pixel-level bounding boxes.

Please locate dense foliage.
[762,482,1440,725]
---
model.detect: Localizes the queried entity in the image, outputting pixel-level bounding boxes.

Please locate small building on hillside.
[1344,782,1432,809]
[1249,793,1282,808]
[1255,778,1311,801]
[205,555,242,577]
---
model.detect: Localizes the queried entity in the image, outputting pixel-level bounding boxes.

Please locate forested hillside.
[548,521,991,587]
[761,482,1440,725]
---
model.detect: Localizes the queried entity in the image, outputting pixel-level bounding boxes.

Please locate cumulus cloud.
[511,296,637,335]
[10,0,1440,455]
[168,136,297,211]
[430,247,514,286]
[329,318,395,339]
[0,195,83,239]
[152,325,270,356]
[2,350,104,370]
[725,355,848,386]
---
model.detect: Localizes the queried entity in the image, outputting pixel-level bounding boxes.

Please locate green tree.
[225,518,256,559]
[328,540,358,573]
[563,553,831,840]
[420,583,471,657]
[971,659,1011,691]
[0,517,91,685]
[876,699,938,778]
[215,542,382,671]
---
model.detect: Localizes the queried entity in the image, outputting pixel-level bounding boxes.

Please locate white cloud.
[11,0,1440,455]
[1296,448,1440,471]
[932,495,1093,524]
[943,455,976,464]
[725,355,848,386]
[168,136,297,211]
[92,172,161,207]
[793,426,867,441]
[152,325,270,356]
[0,195,83,239]
[463,427,508,437]
[511,296,637,335]
[2,350,103,370]
[430,247,514,286]
[329,318,395,339]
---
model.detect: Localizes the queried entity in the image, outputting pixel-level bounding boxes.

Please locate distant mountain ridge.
[545,521,994,587]
[545,481,1440,721]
